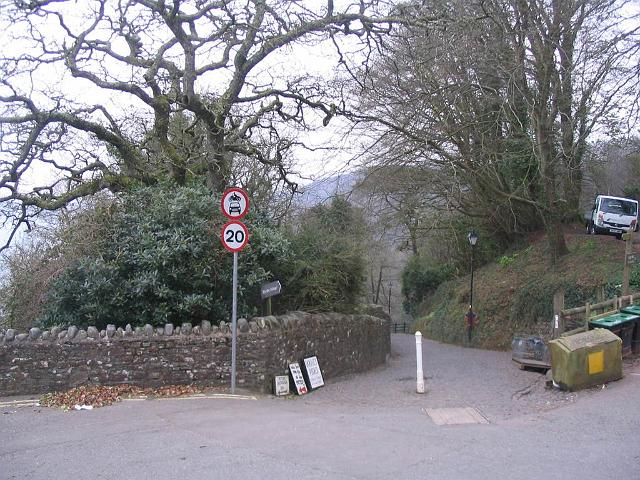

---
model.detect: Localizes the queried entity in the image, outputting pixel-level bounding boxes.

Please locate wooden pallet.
[512,358,551,371]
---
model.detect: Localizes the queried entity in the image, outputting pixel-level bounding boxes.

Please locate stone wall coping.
[0,312,388,345]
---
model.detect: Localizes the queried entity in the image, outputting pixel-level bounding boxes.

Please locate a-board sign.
[221,187,249,220]
[302,356,325,389]
[288,362,308,395]
[274,375,290,396]
[221,221,249,253]
[261,280,282,299]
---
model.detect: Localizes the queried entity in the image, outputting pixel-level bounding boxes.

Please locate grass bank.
[413,228,635,349]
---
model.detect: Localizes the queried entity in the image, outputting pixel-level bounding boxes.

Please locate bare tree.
[355,165,446,256]
[583,137,640,201]
[0,0,427,249]
[348,0,640,261]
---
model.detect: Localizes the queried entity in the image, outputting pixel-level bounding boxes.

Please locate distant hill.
[298,172,360,207]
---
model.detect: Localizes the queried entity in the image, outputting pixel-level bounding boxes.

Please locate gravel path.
[299,334,619,422]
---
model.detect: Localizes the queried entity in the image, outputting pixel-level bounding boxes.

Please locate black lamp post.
[466,231,478,345]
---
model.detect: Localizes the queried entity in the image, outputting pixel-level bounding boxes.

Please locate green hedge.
[39,184,289,329]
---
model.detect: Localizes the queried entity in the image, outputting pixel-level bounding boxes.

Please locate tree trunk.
[565,168,583,219]
[207,129,231,193]
[545,217,569,262]
[535,93,569,261]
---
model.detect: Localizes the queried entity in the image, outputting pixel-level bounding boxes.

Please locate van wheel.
[586,222,595,235]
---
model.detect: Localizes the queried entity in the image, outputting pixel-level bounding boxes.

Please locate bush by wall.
[279,197,367,313]
[37,184,290,330]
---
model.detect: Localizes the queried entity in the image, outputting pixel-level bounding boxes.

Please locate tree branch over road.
[0,0,434,249]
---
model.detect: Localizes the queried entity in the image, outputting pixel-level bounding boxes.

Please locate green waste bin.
[620,305,640,316]
[589,312,638,357]
[620,305,640,354]
[549,329,622,391]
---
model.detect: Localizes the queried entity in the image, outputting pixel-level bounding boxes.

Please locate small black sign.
[261,280,282,299]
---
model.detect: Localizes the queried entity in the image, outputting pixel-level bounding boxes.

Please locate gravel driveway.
[301,334,582,422]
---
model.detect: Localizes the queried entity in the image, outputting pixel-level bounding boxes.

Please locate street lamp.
[466,231,478,345]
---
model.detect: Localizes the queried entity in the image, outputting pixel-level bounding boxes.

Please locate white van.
[586,195,639,237]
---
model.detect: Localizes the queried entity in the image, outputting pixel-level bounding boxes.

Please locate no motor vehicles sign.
[221,187,249,220]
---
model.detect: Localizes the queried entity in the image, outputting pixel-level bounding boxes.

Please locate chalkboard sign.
[288,362,308,395]
[274,375,290,396]
[302,356,325,389]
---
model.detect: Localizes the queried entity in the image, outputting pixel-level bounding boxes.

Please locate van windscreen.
[601,198,638,216]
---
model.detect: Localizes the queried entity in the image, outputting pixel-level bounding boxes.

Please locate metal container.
[549,329,622,391]
[620,305,640,354]
[512,336,550,369]
[589,312,638,357]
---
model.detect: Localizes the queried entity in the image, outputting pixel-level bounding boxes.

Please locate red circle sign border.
[220,220,249,253]
[221,187,250,220]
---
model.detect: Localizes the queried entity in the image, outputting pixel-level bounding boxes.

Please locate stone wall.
[0,312,390,396]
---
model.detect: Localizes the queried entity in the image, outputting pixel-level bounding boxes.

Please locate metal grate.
[392,323,410,333]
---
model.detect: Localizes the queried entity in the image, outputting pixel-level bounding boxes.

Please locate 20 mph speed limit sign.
[221,221,249,253]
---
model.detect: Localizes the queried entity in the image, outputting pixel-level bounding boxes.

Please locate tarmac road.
[1,334,639,480]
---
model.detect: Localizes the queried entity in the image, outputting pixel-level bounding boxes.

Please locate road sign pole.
[231,251,238,394]
[220,187,250,394]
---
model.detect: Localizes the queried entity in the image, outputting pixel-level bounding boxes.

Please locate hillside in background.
[414,226,639,350]
[298,173,359,207]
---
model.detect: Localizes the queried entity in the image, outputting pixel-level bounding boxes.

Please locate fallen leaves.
[40,384,211,411]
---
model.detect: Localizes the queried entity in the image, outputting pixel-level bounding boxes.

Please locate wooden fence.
[553,290,640,338]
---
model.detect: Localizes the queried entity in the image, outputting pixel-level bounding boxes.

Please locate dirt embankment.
[415,225,637,349]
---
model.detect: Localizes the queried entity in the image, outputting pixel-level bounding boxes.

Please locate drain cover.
[425,407,489,425]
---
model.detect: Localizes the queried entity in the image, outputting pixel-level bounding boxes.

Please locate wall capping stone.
[0,314,284,344]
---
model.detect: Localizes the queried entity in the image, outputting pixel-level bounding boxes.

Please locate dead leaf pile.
[40,384,209,410]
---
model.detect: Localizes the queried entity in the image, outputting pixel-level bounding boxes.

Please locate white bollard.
[415,331,425,394]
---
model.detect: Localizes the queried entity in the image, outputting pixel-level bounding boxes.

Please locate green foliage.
[498,254,517,268]
[630,266,640,292]
[0,199,112,329]
[401,255,454,316]
[412,279,466,344]
[509,279,600,330]
[38,184,289,329]
[508,280,558,327]
[281,197,367,313]
[438,215,502,271]
[582,239,598,253]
